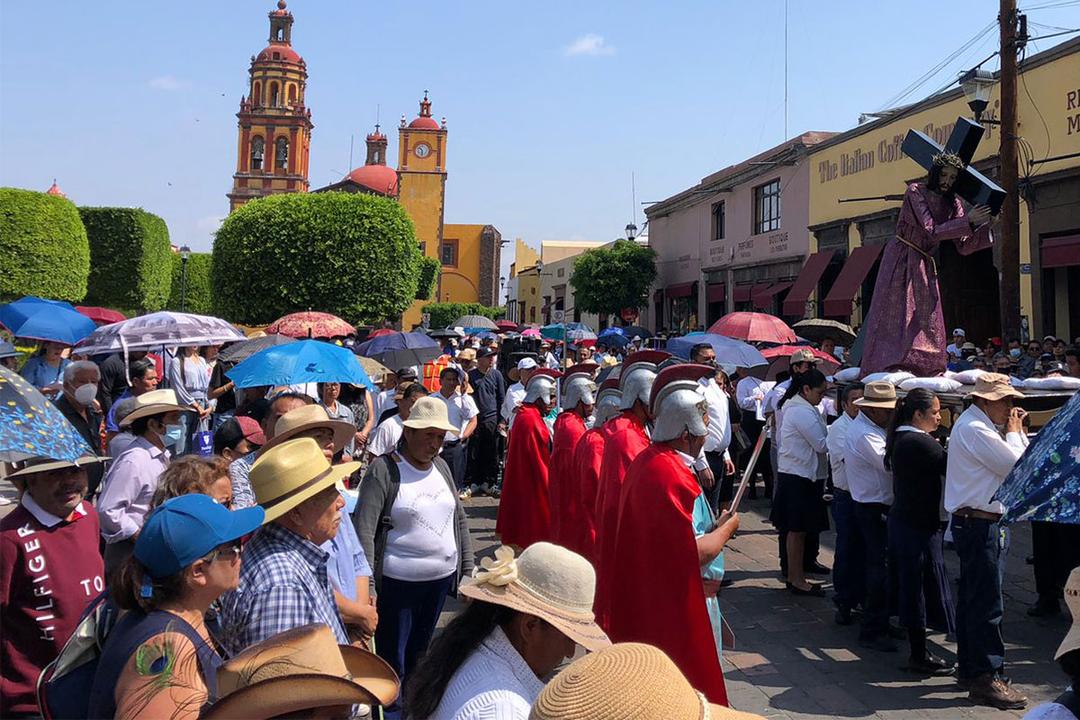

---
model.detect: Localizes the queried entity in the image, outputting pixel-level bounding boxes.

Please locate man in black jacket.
[467,348,505,496]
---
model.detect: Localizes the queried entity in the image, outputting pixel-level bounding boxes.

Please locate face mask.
[1009,348,1022,359]
[74,383,98,406]
[160,423,184,447]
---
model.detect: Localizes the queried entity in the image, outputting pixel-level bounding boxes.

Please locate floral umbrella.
[0,365,95,462]
[266,311,357,339]
[74,311,245,355]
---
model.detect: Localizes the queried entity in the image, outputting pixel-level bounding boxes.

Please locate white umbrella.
[74,311,245,356]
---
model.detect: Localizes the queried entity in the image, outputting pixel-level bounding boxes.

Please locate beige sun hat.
[460,543,610,651]
[1055,567,1080,660]
[401,395,459,435]
[530,643,765,720]
[118,389,192,427]
[970,372,1024,401]
[6,454,110,480]
[854,381,897,409]
[249,437,360,522]
[205,623,399,719]
[260,404,355,453]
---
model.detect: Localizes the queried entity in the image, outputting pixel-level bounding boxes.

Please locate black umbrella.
[427,328,465,339]
[218,333,298,366]
[620,325,653,339]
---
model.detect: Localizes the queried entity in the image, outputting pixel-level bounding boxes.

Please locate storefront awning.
[732,283,768,303]
[666,281,696,298]
[1042,235,1080,268]
[706,283,725,303]
[822,244,884,317]
[752,282,793,310]
[782,250,836,316]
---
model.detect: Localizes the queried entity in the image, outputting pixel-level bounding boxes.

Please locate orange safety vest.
[422,355,453,392]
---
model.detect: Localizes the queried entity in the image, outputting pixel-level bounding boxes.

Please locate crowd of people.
[1,323,1079,719]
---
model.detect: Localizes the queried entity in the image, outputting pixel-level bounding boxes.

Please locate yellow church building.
[230,2,503,328]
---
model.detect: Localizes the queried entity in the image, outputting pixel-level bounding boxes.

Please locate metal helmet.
[617,350,670,411]
[524,368,561,405]
[649,364,714,442]
[593,382,623,425]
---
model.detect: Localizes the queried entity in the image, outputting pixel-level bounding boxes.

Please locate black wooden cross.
[901,116,1006,214]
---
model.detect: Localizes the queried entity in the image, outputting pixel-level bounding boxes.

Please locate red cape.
[592,410,649,630]
[549,411,589,551]
[609,444,728,706]
[566,425,605,566]
[496,403,552,549]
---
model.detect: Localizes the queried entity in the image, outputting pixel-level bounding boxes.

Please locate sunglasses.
[203,539,244,563]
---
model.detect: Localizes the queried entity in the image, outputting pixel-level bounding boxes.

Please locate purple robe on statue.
[860,182,992,378]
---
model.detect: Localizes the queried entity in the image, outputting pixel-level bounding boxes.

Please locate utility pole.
[998,0,1021,340]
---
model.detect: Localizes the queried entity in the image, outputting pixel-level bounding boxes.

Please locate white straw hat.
[402,395,459,434]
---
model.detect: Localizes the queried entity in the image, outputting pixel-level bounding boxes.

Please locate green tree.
[421,302,504,330]
[211,192,422,325]
[0,188,90,302]
[416,256,441,300]
[569,240,657,319]
[168,252,213,315]
[80,207,173,313]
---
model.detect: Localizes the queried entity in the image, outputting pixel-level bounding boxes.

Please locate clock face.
[414,143,431,159]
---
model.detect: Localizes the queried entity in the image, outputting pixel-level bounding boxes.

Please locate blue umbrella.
[354,331,441,370]
[227,339,375,390]
[0,365,95,462]
[666,333,768,369]
[0,296,97,345]
[996,392,1080,525]
[597,329,629,348]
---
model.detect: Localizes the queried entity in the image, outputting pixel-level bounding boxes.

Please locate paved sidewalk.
[456,494,1070,719]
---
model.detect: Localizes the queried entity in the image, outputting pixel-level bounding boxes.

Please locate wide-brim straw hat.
[6,454,109,480]
[260,404,355,454]
[118,389,192,427]
[530,643,764,720]
[970,372,1024,401]
[205,623,399,719]
[854,380,897,409]
[249,437,360,522]
[1055,567,1080,660]
[460,543,609,651]
[401,395,459,434]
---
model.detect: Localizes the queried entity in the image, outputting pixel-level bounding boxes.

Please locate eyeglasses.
[204,539,243,563]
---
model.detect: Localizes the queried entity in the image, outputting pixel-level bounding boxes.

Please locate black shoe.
[905,654,956,676]
[787,582,826,597]
[834,608,853,626]
[1027,598,1061,617]
[804,561,831,575]
[859,634,899,652]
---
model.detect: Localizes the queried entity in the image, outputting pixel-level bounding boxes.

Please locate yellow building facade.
[807,38,1080,341]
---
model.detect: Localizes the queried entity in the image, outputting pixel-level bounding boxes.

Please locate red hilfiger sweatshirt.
[1,499,105,715]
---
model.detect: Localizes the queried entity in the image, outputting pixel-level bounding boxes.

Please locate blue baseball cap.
[134,494,265,579]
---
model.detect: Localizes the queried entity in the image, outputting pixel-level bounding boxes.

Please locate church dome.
[346,165,398,197]
[256,43,303,64]
[408,116,440,130]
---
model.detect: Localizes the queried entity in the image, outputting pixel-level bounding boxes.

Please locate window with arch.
[275,137,289,171]
[252,81,262,107]
[287,84,296,105]
[250,136,265,171]
[275,26,285,41]
[269,82,279,108]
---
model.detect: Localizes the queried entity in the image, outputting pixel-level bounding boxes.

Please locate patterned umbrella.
[451,315,498,331]
[75,306,127,326]
[707,312,798,345]
[0,296,97,345]
[74,311,245,355]
[541,322,597,342]
[0,365,95,462]
[227,339,375,390]
[997,392,1080,524]
[354,331,441,370]
[667,334,768,368]
[793,318,857,346]
[266,311,357,339]
[759,345,839,380]
[217,333,297,366]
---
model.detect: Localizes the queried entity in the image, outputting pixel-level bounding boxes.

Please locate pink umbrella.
[75,306,126,325]
[521,327,541,338]
[266,311,356,339]
[706,312,797,345]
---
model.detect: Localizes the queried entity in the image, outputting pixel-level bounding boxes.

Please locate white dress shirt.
[501,382,526,427]
[826,412,854,492]
[844,412,893,505]
[367,415,404,457]
[431,626,545,720]
[699,376,732,456]
[435,390,479,442]
[777,394,829,480]
[944,404,1027,514]
[736,376,772,415]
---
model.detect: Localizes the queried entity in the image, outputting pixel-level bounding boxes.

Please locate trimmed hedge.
[422,302,504,330]
[416,256,441,300]
[168,252,213,315]
[80,207,173,313]
[0,188,90,302]
[212,192,422,325]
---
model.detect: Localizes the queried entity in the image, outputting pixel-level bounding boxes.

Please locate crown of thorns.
[932,151,965,170]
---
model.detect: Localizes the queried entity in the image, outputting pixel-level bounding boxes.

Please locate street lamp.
[959,68,996,124]
[179,245,191,312]
[625,222,638,241]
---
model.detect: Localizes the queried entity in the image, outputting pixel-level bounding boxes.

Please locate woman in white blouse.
[773,368,830,596]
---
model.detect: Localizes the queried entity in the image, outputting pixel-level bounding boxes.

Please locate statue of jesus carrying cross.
[859,117,1005,378]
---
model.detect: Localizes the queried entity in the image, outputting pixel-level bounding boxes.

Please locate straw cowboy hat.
[205,623,399,719]
[118,389,192,427]
[6,454,109,480]
[789,348,821,366]
[260,404,355,453]
[401,395,459,434]
[854,381,897,409]
[529,643,765,720]
[460,542,610,651]
[249,437,360,522]
[970,372,1024,402]
[1055,567,1080,660]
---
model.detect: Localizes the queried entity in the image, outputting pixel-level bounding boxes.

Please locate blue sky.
[2,0,1077,271]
